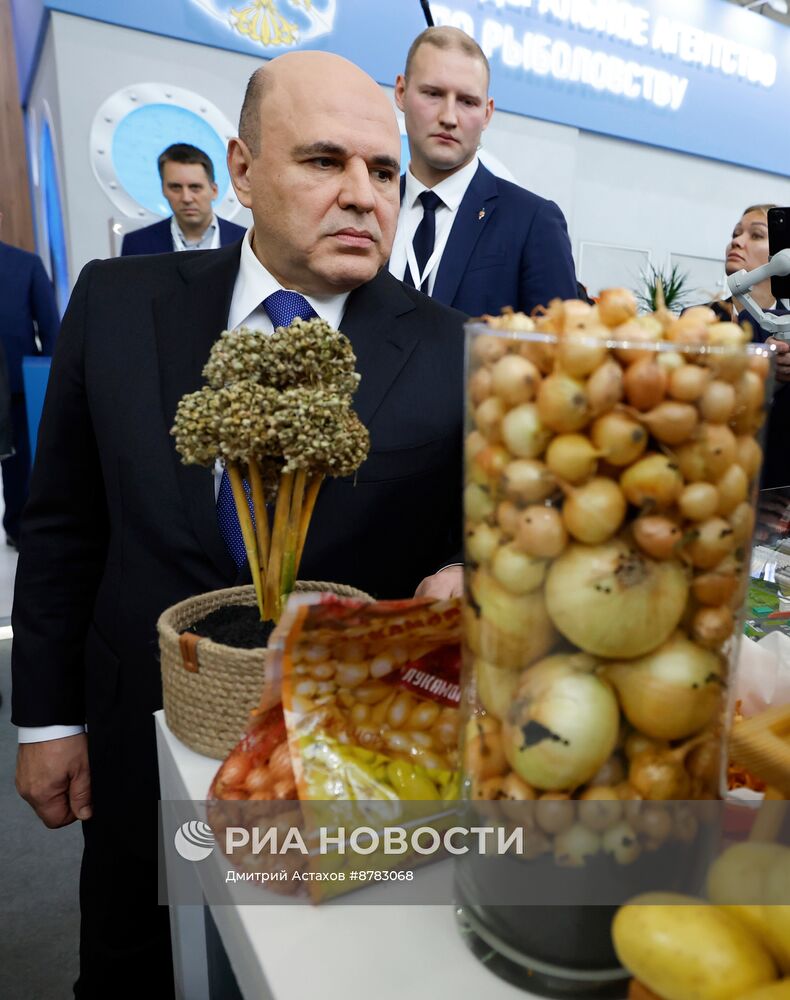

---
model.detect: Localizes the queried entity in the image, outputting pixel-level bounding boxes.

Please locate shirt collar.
[171,213,218,249]
[403,155,480,212]
[228,228,350,331]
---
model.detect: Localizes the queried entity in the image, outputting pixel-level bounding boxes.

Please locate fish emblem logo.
[194,0,336,48]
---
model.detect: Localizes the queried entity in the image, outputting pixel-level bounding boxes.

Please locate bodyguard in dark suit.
[390,26,577,315]
[120,143,245,256]
[0,221,59,544]
[13,52,463,997]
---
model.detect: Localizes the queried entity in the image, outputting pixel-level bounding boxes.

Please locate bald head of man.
[227,52,401,297]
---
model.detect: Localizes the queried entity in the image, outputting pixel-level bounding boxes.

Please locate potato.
[739,982,790,1000]
[612,892,777,1000]
[708,843,790,974]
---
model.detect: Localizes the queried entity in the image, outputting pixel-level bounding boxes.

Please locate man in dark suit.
[0,213,59,546]
[120,143,245,256]
[13,52,463,997]
[390,26,578,316]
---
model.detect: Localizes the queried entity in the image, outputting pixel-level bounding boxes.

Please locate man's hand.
[766,336,790,383]
[414,565,463,600]
[16,734,92,828]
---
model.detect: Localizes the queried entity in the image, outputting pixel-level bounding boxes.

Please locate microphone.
[726,247,790,339]
[420,0,434,26]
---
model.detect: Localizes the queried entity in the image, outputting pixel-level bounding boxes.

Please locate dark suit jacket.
[120,216,246,256]
[399,161,577,316]
[0,240,59,392]
[11,244,464,806]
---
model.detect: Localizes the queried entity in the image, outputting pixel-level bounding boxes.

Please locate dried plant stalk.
[226,463,264,615]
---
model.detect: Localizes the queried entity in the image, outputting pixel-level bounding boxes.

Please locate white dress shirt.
[170,214,220,252]
[388,156,480,295]
[18,228,351,745]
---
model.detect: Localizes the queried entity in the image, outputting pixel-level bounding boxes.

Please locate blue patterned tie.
[216,290,318,566]
[403,190,443,292]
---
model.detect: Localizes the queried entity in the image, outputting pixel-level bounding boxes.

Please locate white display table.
[155,710,534,1000]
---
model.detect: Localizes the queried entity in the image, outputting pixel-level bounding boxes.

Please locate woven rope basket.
[158,581,371,759]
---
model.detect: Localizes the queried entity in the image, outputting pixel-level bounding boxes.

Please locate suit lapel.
[432,162,499,307]
[340,270,419,428]
[154,244,241,578]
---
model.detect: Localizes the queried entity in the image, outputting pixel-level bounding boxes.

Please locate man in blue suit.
[390,26,578,315]
[0,214,59,546]
[120,143,245,256]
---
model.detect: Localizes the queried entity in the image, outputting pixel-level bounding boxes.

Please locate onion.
[715,464,748,516]
[668,363,710,402]
[624,732,668,760]
[623,358,668,411]
[578,787,624,832]
[515,505,568,558]
[545,433,600,483]
[729,501,756,546]
[554,823,602,867]
[602,821,641,864]
[613,320,659,366]
[535,793,576,834]
[561,300,596,332]
[691,604,734,649]
[598,288,638,328]
[501,403,552,458]
[587,359,624,415]
[656,351,684,375]
[471,336,508,365]
[628,748,691,800]
[735,435,762,481]
[700,380,736,423]
[497,500,521,537]
[588,754,626,787]
[735,369,765,413]
[465,715,508,782]
[561,477,627,544]
[514,651,600,701]
[470,366,493,404]
[707,324,749,381]
[503,666,620,790]
[465,430,486,465]
[490,354,541,405]
[469,443,509,484]
[678,482,719,522]
[464,483,495,522]
[620,453,684,509]
[491,543,546,594]
[748,352,771,380]
[691,564,739,606]
[604,632,723,740]
[635,401,698,445]
[632,515,683,560]
[502,458,555,504]
[557,334,608,378]
[466,571,558,669]
[687,516,735,569]
[476,658,520,720]
[544,539,689,658]
[466,522,501,564]
[591,411,648,466]
[537,373,590,433]
[631,804,673,847]
[475,396,505,441]
[676,424,737,482]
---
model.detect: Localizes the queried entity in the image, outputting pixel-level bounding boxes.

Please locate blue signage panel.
[41,0,790,177]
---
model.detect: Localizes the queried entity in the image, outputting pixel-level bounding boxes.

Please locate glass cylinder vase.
[457,302,774,996]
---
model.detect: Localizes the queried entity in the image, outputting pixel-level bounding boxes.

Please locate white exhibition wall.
[28,10,790,303]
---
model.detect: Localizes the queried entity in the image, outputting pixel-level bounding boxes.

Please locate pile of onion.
[462,289,771,843]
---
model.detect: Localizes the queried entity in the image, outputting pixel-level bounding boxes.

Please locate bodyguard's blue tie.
[216,290,318,567]
[403,189,443,293]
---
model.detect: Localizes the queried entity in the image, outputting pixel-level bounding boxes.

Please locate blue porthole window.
[90,84,240,222]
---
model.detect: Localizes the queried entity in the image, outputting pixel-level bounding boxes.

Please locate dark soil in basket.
[185,605,275,649]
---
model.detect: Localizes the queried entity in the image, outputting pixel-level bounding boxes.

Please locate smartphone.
[768,207,790,300]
